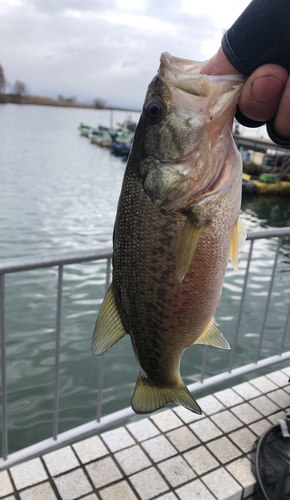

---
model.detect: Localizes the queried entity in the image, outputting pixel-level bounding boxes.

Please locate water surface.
[1,104,290,453]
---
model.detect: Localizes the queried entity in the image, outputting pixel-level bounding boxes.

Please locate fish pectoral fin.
[92,283,127,356]
[194,318,231,349]
[131,374,202,415]
[230,217,247,272]
[176,217,206,283]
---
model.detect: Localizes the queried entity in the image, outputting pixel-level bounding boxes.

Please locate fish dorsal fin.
[131,374,202,415]
[176,217,205,283]
[92,283,127,356]
[230,217,246,272]
[194,318,230,349]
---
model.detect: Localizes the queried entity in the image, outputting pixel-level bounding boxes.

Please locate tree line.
[0,64,107,108]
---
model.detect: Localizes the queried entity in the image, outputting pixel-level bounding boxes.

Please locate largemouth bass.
[92,52,246,415]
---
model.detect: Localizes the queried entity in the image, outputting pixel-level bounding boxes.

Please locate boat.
[78,123,95,137]
[110,130,134,156]
[89,128,112,147]
[242,173,290,195]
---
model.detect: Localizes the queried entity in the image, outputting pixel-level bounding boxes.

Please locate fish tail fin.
[131,374,202,415]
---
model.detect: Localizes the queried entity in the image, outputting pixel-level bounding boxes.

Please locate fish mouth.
[159,52,209,98]
[158,52,244,98]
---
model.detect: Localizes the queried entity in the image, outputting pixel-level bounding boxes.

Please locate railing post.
[0,275,8,460]
[96,257,111,423]
[229,240,254,372]
[200,346,209,383]
[255,237,282,363]
[53,265,63,441]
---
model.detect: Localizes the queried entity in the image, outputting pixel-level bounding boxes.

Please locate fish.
[92,52,246,415]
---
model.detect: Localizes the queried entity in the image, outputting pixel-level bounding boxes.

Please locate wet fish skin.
[92,53,245,415]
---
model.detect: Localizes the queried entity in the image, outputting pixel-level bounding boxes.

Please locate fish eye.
[143,98,166,125]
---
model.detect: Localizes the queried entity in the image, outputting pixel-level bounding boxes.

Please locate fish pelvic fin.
[92,283,127,356]
[131,374,202,415]
[230,217,246,272]
[176,216,206,283]
[195,318,230,349]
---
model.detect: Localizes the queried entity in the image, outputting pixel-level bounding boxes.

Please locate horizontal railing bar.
[2,349,290,471]
[0,227,289,275]
[0,406,135,471]
[246,227,290,240]
[0,248,113,274]
[189,350,290,395]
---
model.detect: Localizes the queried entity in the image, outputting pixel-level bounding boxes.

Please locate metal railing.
[1,228,290,470]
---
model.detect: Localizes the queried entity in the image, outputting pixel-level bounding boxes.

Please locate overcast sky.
[1,0,252,108]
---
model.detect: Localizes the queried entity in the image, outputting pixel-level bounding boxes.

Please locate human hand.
[201,47,290,141]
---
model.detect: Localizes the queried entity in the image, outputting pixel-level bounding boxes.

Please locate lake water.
[1,103,290,454]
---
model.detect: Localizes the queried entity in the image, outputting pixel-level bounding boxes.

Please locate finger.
[201,47,238,76]
[273,75,290,139]
[238,64,288,122]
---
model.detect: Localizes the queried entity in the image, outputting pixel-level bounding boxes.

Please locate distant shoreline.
[1,94,95,108]
[0,94,141,113]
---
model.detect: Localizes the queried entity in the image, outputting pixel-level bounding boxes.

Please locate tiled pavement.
[1,367,290,500]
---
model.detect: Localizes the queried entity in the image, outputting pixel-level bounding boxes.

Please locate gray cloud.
[0,0,227,108]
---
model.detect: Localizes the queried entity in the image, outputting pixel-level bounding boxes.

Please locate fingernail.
[252,76,284,103]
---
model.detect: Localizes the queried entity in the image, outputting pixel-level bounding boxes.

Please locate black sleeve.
[222,0,290,146]
[222,0,290,76]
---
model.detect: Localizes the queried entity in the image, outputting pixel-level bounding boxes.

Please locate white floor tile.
[0,470,13,497]
[173,406,205,424]
[176,479,216,500]
[99,480,137,500]
[115,445,151,475]
[166,426,200,452]
[226,457,256,497]
[10,458,48,490]
[150,410,183,432]
[190,418,222,442]
[266,388,290,409]
[101,427,135,452]
[158,456,195,487]
[157,493,178,500]
[129,467,169,500]
[214,388,243,408]
[197,395,226,415]
[141,435,177,462]
[207,437,242,464]
[202,468,242,500]
[43,446,79,476]
[249,419,272,436]
[249,395,280,416]
[183,445,219,475]
[229,427,257,453]
[232,382,261,400]
[231,403,262,424]
[86,457,122,489]
[266,370,289,387]
[54,468,92,500]
[211,410,243,433]
[126,418,160,442]
[73,435,108,463]
[250,375,278,393]
[19,481,57,500]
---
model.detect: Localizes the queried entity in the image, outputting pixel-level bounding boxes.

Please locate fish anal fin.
[131,374,202,415]
[195,318,230,349]
[237,218,247,251]
[230,217,246,272]
[176,217,206,283]
[92,283,127,356]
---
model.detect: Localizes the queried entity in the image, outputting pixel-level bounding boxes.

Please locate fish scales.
[93,52,246,415]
